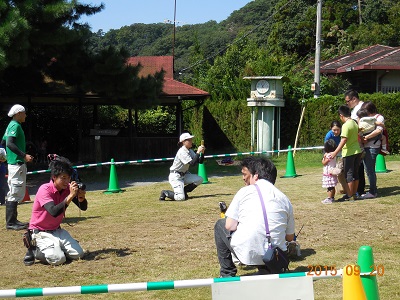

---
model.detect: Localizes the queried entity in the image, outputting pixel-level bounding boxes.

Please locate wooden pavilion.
[0,56,210,162]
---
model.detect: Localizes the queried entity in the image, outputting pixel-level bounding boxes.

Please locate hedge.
[299,93,399,154]
[184,92,400,155]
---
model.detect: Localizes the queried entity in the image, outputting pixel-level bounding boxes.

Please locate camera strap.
[255,184,272,246]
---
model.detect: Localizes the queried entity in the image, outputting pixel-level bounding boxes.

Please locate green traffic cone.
[375,154,387,173]
[282,146,298,178]
[357,245,380,300]
[198,158,209,184]
[104,158,124,194]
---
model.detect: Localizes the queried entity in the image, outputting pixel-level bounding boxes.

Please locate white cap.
[8,104,25,117]
[179,133,194,142]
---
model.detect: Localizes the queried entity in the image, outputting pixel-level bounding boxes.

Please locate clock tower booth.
[243,76,287,156]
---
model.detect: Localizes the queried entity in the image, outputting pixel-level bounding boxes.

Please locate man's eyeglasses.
[345,98,354,103]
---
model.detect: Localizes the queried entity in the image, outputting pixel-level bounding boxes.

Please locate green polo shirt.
[341,119,361,157]
[2,120,26,164]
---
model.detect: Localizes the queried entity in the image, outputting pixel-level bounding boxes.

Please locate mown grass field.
[0,152,399,299]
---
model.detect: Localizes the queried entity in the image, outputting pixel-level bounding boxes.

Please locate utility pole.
[313,0,322,98]
[358,0,362,24]
[172,0,177,77]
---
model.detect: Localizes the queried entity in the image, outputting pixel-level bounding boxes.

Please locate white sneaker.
[361,192,377,199]
[321,197,333,204]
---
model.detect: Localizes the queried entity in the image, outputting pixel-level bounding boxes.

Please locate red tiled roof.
[127,56,174,79]
[319,44,400,74]
[161,78,209,96]
[127,56,209,98]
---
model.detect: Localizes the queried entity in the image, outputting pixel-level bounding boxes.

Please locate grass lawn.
[0,152,399,299]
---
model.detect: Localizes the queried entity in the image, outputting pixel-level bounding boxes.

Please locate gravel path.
[25,172,168,198]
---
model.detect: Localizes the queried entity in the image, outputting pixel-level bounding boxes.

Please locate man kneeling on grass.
[23,156,88,266]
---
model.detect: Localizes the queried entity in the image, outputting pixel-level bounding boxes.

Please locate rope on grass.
[27,146,324,175]
[0,270,376,298]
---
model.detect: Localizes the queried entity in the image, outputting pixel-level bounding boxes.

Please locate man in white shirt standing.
[214,157,295,277]
[345,90,364,120]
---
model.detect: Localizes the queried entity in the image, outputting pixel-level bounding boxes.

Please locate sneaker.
[159,191,166,201]
[321,197,333,204]
[352,193,361,201]
[337,194,351,202]
[361,192,377,199]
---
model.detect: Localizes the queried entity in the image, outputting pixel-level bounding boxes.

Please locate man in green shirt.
[1,104,34,230]
[329,105,362,201]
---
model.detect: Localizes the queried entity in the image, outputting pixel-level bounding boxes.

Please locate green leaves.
[0,0,103,93]
[0,0,163,107]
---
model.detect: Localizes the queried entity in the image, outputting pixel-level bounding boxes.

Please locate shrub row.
[184,92,399,154]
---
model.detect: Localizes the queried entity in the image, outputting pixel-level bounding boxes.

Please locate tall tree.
[0,0,103,94]
[0,0,163,105]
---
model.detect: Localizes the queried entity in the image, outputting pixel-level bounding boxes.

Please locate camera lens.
[77,183,86,190]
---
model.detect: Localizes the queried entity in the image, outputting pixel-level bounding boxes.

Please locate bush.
[184,92,400,154]
[298,93,400,154]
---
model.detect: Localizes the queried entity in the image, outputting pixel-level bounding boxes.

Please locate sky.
[79,0,254,32]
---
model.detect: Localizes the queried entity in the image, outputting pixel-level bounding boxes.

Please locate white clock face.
[256,80,269,94]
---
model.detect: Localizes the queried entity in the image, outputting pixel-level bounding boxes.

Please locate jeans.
[214,218,237,277]
[0,166,6,205]
[363,147,379,195]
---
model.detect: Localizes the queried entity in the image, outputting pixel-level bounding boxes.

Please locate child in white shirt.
[321,139,338,204]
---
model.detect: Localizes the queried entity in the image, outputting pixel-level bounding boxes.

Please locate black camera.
[76,182,86,190]
[219,201,227,213]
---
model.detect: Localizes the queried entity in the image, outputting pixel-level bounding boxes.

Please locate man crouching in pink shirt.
[24,156,88,266]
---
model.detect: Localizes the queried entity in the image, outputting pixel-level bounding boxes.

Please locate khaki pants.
[33,229,84,266]
[7,164,26,203]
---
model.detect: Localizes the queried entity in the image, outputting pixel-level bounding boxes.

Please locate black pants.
[214,218,237,277]
[358,163,365,195]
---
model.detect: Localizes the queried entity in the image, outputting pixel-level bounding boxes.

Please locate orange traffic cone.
[22,187,31,202]
[343,264,367,300]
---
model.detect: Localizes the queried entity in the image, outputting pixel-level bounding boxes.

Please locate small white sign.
[212,276,314,300]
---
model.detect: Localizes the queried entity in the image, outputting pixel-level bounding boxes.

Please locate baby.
[356,108,389,154]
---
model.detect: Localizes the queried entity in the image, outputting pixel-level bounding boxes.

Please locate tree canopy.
[2,0,398,106]
[0,0,163,105]
[83,1,396,104]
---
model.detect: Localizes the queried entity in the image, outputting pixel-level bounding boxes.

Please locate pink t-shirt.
[29,181,69,230]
